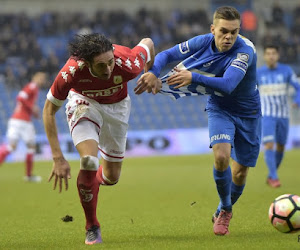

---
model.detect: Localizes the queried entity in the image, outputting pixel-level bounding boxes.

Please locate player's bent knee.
[80,155,99,171]
[233,168,248,182]
[215,155,230,169]
[102,172,119,186]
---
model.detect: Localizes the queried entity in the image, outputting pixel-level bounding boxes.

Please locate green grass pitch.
[1,150,300,249]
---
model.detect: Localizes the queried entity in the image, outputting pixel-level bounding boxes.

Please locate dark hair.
[69,33,113,63]
[263,44,279,52]
[213,6,240,22]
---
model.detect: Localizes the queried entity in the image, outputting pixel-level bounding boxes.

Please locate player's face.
[36,73,47,87]
[89,50,115,80]
[211,19,240,52]
[264,48,279,68]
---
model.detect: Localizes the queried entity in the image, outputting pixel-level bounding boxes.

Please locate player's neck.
[267,63,277,69]
[212,41,219,52]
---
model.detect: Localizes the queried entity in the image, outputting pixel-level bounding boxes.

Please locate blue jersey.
[257,63,300,118]
[151,33,261,118]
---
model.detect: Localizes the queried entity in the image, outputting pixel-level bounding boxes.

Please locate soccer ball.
[269,194,300,233]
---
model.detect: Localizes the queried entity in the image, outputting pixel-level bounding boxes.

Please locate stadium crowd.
[1,5,300,89]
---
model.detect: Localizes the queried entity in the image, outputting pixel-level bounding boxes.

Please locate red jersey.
[48,44,149,105]
[12,82,39,121]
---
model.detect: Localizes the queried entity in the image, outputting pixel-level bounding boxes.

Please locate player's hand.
[292,103,299,108]
[152,79,162,94]
[48,157,71,192]
[167,68,192,89]
[135,72,161,95]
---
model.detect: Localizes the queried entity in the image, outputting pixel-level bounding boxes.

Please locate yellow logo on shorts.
[113,75,123,84]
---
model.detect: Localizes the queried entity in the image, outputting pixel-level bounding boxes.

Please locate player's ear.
[210,24,215,35]
[85,60,91,68]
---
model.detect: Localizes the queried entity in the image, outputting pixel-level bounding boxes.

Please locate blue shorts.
[262,116,289,145]
[207,109,261,167]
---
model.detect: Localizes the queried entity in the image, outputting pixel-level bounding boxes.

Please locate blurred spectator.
[1,6,300,89]
[271,1,285,26]
[241,9,258,44]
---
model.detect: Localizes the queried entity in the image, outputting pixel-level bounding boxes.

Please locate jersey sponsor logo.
[231,59,248,73]
[179,41,190,54]
[113,75,123,84]
[78,79,92,83]
[237,53,249,62]
[210,134,231,143]
[82,85,123,97]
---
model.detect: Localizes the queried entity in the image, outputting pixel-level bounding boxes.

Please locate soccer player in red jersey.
[43,33,157,245]
[0,72,47,182]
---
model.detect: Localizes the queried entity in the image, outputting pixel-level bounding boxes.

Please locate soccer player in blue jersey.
[257,44,300,188]
[135,6,261,236]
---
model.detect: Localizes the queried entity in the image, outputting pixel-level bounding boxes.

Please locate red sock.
[96,165,117,185]
[25,153,34,176]
[77,170,100,230]
[0,145,11,165]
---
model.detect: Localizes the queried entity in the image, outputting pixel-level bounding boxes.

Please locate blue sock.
[231,182,245,206]
[275,151,284,169]
[216,182,245,215]
[264,149,278,179]
[213,166,232,212]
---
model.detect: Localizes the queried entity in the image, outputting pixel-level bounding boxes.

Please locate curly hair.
[69,33,113,63]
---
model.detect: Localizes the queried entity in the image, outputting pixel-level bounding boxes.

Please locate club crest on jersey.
[237,53,249,62]
[114,75,123,84]
[179,41,190,54]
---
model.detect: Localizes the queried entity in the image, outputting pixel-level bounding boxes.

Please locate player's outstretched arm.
[139,38,155,72]
[134,38,161,95]
[43,99,71,192]
[135,72,162,95]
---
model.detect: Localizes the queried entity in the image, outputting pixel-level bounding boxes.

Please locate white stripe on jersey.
[158,63,221,99]
[259,83,287,96]
[239,35,256,53]
[19,90,29,99]
[259,83,289,118]
[47,89,65,107]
